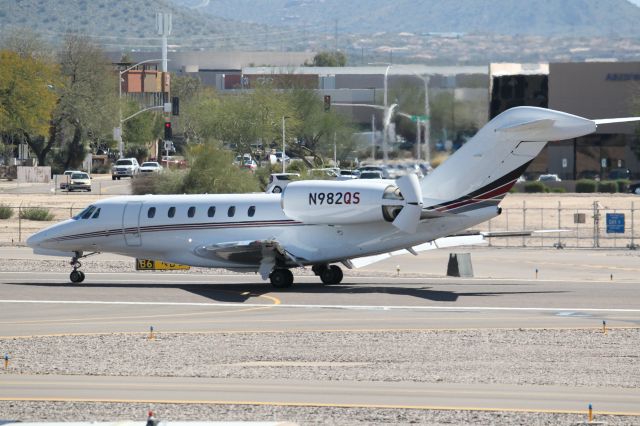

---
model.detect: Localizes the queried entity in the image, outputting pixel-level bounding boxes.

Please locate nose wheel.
[69,251,86,283]
[70,269,85,283]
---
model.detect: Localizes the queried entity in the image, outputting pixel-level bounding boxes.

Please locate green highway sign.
[410,115,429,122]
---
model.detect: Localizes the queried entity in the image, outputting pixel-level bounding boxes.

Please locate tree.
[0,50,61,160]
[182,141,260,193]
[306,51,347,67]
[286,88,355,165]
[47,34,118,170]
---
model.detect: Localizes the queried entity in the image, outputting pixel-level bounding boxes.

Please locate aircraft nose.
[26,230,46,248]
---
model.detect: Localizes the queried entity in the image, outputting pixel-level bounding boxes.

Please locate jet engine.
[281,174,423,233]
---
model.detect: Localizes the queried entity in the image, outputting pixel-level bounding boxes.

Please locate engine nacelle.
[282,180,404,225]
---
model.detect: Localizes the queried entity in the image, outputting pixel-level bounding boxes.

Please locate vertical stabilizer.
[421,107,596,209]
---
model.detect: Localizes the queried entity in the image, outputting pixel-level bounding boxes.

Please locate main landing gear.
[312,264,344,285]
[269,268,293,288]
[268,264,344,289]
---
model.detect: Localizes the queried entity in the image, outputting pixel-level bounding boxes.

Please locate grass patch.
[0,204,13,219]
[19,207,54,221]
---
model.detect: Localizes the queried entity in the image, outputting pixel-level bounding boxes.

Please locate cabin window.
[188,206,196,218]
[168,206,176,218]
[228,206,236,217]
[248,206,256,217]
[81,206,96,220]
[207,206,216,218]
[91,208,101,219]
[147,207,156,219]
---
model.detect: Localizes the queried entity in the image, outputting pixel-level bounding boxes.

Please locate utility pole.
[157,12,172,74]
[371,114,376,160]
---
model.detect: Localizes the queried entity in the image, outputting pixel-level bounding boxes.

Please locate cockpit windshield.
[73,205,96,220]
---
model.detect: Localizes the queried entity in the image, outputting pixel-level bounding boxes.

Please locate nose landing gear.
[68,251,98,283]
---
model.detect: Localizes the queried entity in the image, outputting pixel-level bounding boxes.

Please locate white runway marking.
[1,299,639,313]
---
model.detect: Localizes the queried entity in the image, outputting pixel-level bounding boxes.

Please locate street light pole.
[282,116,290,173]
[382,65,391,164]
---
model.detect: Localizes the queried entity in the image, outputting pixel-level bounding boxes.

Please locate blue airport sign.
[606,213,625,234]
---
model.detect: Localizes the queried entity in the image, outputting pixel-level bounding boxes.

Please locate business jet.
[26,107,640,287]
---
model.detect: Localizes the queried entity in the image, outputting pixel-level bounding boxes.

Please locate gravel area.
[0,400,635,425]
[1,329,638,387]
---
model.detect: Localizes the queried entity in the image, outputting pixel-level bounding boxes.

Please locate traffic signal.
[164,122,172,140]
[172,97,179,116]
[323,95,331,112]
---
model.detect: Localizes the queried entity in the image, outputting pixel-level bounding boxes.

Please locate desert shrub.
[523,182,546,193]
[20,207,54,221]
[0,204,13,219]
[598,180,618,193]
[616,179,630,193]
[550,187,566,193]
[131,170,188,195]
[575,179,597,193]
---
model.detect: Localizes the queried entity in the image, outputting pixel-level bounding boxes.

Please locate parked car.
[265,173,300,193]
[139,162,163,174]
[628,182,640,195]
[242,159,258,172]
[59,170,81,190]
[608,168,630,180]
[537,174,561,182]
[111,158,140,180]
[160,155,187,169]
[359,170,384,179]
[357,165,390,179]
[274,152,290,164]
[336,169,361,180]
[67,172,91,192]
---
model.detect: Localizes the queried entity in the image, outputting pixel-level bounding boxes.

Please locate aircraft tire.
[270,268,293,288]
[320,265,343,285]
[70,270,84,283]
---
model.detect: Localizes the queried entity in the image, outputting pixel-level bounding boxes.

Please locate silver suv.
[111,158,140,180]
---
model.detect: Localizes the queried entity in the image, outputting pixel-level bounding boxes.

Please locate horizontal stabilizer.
[350,235,486,268]
[495,118,555,133]
[593,117,640,125]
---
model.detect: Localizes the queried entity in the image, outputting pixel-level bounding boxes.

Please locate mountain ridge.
[170,0,640,38]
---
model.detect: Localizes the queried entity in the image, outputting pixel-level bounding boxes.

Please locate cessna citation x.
[27,107,640,288]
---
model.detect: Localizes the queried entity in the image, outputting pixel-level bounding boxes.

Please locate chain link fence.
[479,200,640,249]
[0,204,86,244]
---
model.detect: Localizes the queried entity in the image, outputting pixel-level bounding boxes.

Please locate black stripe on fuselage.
[48,219,302,243]
[426,159,532,212]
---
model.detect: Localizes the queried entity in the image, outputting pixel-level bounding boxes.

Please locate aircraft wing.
[194,240,303,279]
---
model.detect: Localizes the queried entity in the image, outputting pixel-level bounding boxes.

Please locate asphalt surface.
[1,247,639,418]
[1,374,639,415]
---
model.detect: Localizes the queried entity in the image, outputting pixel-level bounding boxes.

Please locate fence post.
[557,201,562,248]
[522,200,526,247]
[629,202,637,250]
[18,202,22,243]
[593,201,600,248]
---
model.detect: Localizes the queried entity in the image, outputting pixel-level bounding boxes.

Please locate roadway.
[0,248,639,418]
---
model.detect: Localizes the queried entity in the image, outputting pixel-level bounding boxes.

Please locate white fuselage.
[27,192,498,273]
